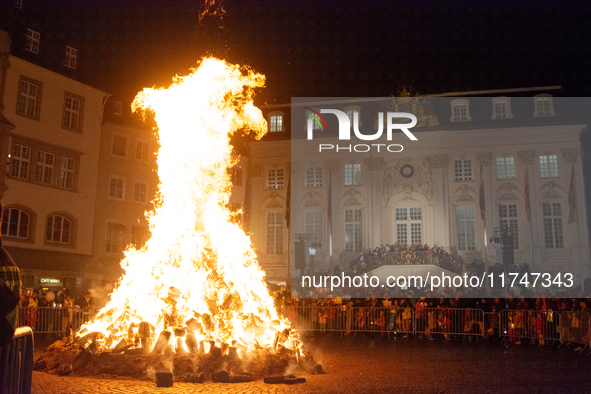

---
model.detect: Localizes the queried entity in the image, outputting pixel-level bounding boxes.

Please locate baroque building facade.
[249,93,591,289]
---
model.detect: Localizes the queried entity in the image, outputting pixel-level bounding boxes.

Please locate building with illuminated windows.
[249,92,591,290]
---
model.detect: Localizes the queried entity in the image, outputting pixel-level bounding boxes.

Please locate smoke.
[87,283,113,308]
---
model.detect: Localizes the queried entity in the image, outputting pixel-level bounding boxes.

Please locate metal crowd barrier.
[284,306,487,338]
[557,311,591,350]
[0,326,34,394]
[16,307,98,334]
[499,309,567,346]
[414,308,485,338]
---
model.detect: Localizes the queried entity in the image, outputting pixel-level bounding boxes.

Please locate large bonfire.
[35,58,312,382]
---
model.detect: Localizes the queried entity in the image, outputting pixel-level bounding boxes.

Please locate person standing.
[0,201,22,345]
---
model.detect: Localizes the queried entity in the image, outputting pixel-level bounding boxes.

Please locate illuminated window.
[396,207,422,246]
[454,159,472,181]
[344,106,360,127]
[450,99,471,122]
[270,115,283,132]
[306,165,322,187]
[456,206,475,251]
[305,210,323,246]
[492,97,512,120]
[499,204,519,249]
[534,95,555,117]
[539,155,558,178]
[267,168,284,189]
[345,209,362,252]
[266,212,283,255]
[543,203,563,249]
[344,164,361,186]
[496,157,515,179]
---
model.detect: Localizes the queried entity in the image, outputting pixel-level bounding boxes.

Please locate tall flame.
[79,58,292,354]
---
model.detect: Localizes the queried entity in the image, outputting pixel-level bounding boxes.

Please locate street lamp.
[308,242,321,274]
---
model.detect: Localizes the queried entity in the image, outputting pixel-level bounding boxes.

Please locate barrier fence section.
[498,309,589,347]
[0,326,34,394]
[16,307,98,335]
[284,306,487,338]
[414,308,484,338]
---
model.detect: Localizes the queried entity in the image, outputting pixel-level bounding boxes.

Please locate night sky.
[18,0,591,104]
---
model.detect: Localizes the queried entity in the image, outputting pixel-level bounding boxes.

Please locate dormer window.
[533,94,555,117]
[65,46,77,69]
[492,97,513,120]
[344,105,361,127]
[114,101,123,116]
[450,99,471,122]
[26,29,40,54]
[268,111,284,132]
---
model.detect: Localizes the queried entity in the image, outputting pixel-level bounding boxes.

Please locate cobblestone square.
[31,334,591,393]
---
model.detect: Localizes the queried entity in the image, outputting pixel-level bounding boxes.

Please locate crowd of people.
[347,243,466,276]
[17,289,94,336]
[273,287,591,348]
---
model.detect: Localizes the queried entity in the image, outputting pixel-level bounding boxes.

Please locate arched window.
[46,215,71,244]
[1,208,30,238]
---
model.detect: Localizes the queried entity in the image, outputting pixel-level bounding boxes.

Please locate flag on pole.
[327,172,332,256]
[568,164,577,224]
[524,165,531,221]
[479,164,485,221]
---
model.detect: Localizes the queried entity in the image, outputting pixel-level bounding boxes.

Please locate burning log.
[201,313,215,332]
[206,297,218,315]
[74,332,101,348]
[151,331,172,355]
[220,342,229,356]
[185,318,200,332]
[127,323,136,342]
[209,341,222,359]
[185,333,198,354]
[138,321,152,353]
[112,339,131,354]
[174,328,187,354]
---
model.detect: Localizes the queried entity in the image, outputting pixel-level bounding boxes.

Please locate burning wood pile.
[34,58,319,385]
